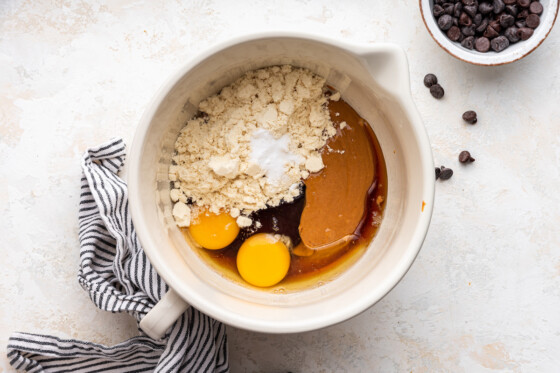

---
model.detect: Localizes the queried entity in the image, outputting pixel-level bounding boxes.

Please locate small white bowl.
[420,0,559,65]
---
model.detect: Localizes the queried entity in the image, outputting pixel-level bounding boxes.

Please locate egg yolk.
[237,233,291,287]
[188,210,240,250]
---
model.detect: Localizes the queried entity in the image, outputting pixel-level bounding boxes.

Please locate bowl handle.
[140,289,190,339]
[358,45,411,98]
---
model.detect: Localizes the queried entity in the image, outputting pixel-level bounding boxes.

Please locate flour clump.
[171,65,337,225]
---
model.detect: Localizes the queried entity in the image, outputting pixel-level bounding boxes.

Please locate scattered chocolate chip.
[462,110,478,124]
[517,0,531,7]
[517,26,534,40]
[439,166,454,180]
[459,151,476,163]
[475,36,491,52]
[491,35,510,51]
[526,13,540,28]
[504,0,517,5]
[505,26,520,42]
[424,73,438,88]
[462,0,476,6]
[529,1,543,14]
[435,167,442,180]
[515,19,527,28]
[461,35,475,49]
[448,26,462,41]
[438,14,454,30]
[430,84,445,99]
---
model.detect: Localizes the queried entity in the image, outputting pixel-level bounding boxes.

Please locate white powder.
[249,129,303,185]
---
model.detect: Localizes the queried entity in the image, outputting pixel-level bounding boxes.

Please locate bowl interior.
[130,36,433,332]
[421,0,559,65]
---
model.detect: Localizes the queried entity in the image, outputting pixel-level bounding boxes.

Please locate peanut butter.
[298,99,376,250]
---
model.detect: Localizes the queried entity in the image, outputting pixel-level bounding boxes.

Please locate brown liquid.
[188,98,387,285]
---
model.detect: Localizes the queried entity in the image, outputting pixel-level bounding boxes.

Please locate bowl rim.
[128,31,436,333]
[419,0,559,66]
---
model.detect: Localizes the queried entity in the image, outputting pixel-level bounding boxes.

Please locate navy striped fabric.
[7,139,229,372]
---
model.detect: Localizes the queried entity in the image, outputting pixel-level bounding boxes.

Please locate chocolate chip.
[439,166,454,180]
[476,18,489,33]
[517,26,534,39]
[491,35,510,51]
[489,19,502,32]
[473,13,483,26]
[529,1,543,14]
[500,14,515,28]
[435,167,442,180]
[506,4,519,16]
[448,26,462,41]
[459,151,475,163]
[454,2,464,17]
[526,13,540,28]
[479,2,494,14]
[433,4,445,17]
[438,14,454,30]
[433,0,541,53]
[484,25,500,39]
[462,25,476,36]
[430,84,445,99]
[493,0,506,13]
[517,9,529,18]
[464,4,478,18]
[424,73,438,88]
[462,110,478,124]
[459,12,473,26]
[475,36,491,52]
[505,26,520,42]
[444,3,455,15]
[461,35,476,49]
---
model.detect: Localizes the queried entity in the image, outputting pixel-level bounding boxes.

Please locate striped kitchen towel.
[7,138,229,372]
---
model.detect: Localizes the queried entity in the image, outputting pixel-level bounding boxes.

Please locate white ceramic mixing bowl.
[128,33,435,338]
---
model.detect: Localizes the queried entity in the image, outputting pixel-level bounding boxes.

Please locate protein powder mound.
[170,65,337,225]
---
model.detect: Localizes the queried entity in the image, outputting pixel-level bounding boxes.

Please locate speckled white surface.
[1,1,559,372]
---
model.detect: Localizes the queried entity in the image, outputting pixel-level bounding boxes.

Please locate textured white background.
[1,0,559,372]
